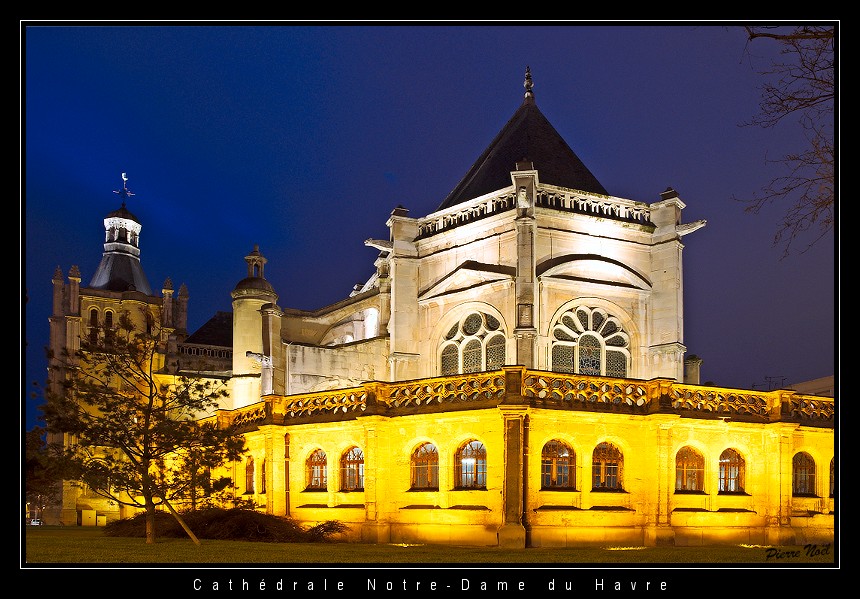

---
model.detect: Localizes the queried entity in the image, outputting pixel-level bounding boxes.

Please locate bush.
[103,508,349,543]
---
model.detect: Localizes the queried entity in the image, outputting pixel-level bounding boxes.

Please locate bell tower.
[230,245,279,408]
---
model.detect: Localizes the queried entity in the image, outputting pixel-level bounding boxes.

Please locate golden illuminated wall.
[48,266,179,526]
[218,367,835,548]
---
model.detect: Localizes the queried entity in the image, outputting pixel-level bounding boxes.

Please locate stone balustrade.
[209,366,834,431]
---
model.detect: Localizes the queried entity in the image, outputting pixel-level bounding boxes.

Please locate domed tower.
[88,173,152,295]
[230,245,279,408]
[47,173,184,525]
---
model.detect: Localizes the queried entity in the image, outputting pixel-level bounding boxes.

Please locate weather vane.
[113,172,135,205]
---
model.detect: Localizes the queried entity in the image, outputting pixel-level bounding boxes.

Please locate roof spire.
[523,66,534,102]
[113,172,135,206]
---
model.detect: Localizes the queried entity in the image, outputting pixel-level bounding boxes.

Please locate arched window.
[306,449,327,491]
[89,309,99,344]
[245,457,254,494]
[104,310,114,345]
[410,442,439,490]
[675,446,705,492]
[830,457,835,498]
[550,306,630,377]
[541,440,575,489]
[792,452,816,496]
[439,312,506,375]
[455,440,487,489]
[718,448,745,493]
[340,446,364,491]
[592,441,623,491]
[202,466,212,497]
[260,459,267,494]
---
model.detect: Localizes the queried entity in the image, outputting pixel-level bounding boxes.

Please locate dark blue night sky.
[23,22,838,431]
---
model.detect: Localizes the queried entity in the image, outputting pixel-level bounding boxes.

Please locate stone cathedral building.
[46,70,834,548]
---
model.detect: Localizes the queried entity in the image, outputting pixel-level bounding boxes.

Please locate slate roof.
[183,311,233,347]
[88,201,153,295]
[88,252,153,295]
[437,81,608,211]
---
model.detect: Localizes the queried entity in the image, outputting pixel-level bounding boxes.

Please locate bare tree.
[738,24,835,258]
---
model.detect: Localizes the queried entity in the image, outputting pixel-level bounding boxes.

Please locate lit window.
[202,466,212,497]
[541,440,575,489]
[793,452,816,496]
[592,442,623,491]
[551,306,630,377]
[438,312,506,375]
[830,457,835,498]
[718,448,745,493]
[675,446,705,492]
[104,310,114,345]
[410,442,439,490]
[245,457,254,494]
[306,449,327,491]
[455,440,487,489]
[89,309,99,344]
[340,447,364,491]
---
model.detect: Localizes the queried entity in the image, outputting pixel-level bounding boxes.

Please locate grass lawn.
[21,526,838,594]
[23,525,836,565]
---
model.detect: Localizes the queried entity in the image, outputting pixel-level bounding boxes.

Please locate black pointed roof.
[88,175,153,296]
[436,75,608,212]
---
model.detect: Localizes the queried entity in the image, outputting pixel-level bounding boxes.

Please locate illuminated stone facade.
[47,70,834,547]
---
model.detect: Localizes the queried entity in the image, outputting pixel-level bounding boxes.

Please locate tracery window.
[410,442,439,490]
[340,446,364,491]
[718,448,745,493]
[455,440,487,489]
[439,312,506,375]
[306,449,327,491]
[245,457,254,494]
[550,306,630,377]
[792,452,816,496]
[592,441,623,491]
[675,446,705,492]
[541,440,575,489]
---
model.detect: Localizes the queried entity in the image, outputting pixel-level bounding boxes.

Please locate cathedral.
[46,69,834,548]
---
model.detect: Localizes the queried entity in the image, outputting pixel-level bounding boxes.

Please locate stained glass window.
[719,449,745,493]
[306,449,327,491]
[411,443,439,490]
[438,312,506,375]
[456,440,487,489]
[675,446,704,492]
[551,306,630,377]
[541,440,575,489]
[592,442,623,490]
[245,457,255,494]
[340,447,364,491]
[792,452,816,496]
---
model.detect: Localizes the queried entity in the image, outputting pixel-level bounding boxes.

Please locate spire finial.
[524,66,534,99]
[113,172,135,206]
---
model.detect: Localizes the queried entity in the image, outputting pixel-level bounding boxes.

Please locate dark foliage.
[103,508,349,543]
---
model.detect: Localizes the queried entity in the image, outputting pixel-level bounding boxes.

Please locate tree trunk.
[145,498,156,544]
[163,498,201,546]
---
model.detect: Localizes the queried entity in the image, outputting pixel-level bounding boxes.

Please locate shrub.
[103,508,348,543]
